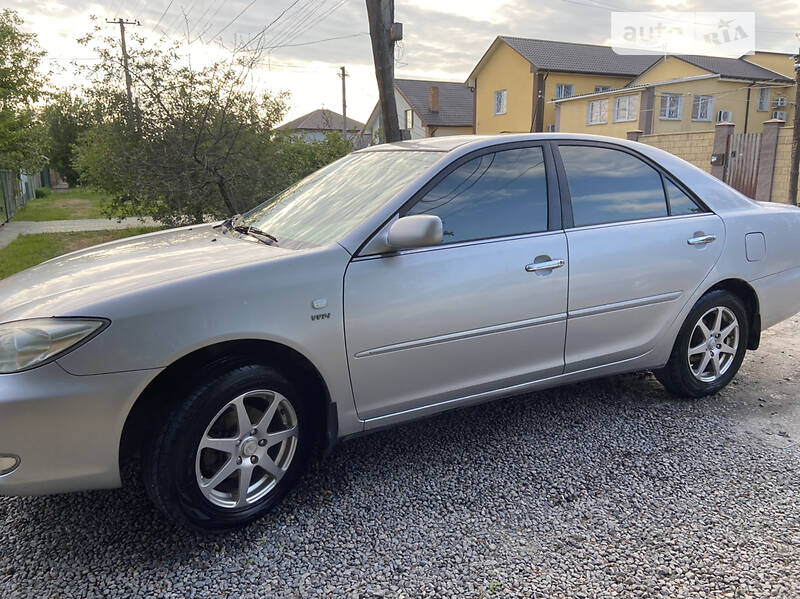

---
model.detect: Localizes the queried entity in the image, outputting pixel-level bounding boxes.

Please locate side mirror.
[386,215,443,249]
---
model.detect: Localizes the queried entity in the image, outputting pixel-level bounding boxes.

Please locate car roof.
[356,132,660,154]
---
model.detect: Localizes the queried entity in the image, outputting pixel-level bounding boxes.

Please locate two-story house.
[552,53,795,137]
[465,36,663,134]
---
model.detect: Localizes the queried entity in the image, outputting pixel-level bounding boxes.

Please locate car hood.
[0,224,293,322]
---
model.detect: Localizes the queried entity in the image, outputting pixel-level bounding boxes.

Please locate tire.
[655,289,749,398]
[142,363,311,533]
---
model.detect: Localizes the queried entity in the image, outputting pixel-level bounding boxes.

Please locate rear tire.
[142,364,311,533]
[655,290,748,398]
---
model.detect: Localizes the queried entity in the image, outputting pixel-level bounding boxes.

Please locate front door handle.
[525,259,565,272]
[687,234,716,246]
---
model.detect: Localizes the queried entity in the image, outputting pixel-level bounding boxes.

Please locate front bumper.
[0,362,159,495]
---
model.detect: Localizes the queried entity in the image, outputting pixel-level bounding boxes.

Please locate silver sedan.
[2,133,799,532]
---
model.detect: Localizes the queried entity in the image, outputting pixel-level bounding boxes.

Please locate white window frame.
[556,84,575,99]
[757,87,770,111]
[659,93,683,120]
[613,95,639,123]
[594,85,612,93]
[493,90,507,115]
[691,95,713,122]
[586,99,608,125]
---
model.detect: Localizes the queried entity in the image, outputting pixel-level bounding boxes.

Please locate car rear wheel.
[655,290,748,398]
[142,364,310,532]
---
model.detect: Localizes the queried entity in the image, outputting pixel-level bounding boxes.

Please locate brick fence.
[636,130,716,174]
[628,123,797,205]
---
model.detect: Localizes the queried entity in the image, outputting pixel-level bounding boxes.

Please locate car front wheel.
[142,364,310,532]
[655,290,748,398]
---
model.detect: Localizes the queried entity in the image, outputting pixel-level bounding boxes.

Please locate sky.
[8,0,800,126]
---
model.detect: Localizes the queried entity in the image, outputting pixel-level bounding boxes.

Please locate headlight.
[0,318,109,374]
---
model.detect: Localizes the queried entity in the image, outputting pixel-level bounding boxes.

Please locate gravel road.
[2,317,799,599]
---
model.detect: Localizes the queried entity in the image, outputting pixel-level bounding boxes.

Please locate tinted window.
[665,179,703,215]
[406,147,548,244]
[559,145,668,227]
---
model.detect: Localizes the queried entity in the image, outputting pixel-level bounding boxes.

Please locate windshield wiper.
[217,214,278,246]
[231,225,278,246]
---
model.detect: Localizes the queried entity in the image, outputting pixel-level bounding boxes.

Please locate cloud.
[7,0,798,124]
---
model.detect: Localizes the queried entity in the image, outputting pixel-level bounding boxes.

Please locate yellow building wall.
[630,56,709,85]
[475,42,534,134]
[429,125,474,137]
[743,53,796,78]
[541,72,632,131]
[651,79,794,135]
[555,91,644,139]
[638,130,715,173]
[772,126,797,204]
[745,83,795,134]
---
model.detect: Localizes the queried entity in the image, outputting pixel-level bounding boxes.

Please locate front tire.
[142,364,311,532]
[655,290,748,398]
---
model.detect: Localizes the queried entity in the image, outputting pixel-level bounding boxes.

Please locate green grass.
[0,227,161,280]
[12,188,111,221]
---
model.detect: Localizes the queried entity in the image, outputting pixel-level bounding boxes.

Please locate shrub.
[34,186,50,198]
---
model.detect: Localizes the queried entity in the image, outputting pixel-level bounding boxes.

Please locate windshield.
[241,150,443,248]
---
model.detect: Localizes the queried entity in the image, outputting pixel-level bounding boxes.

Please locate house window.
[586,99,608,125]
[595,85,612,93]
[613,95,639,122]
[757,87,771,111]
[404,109,414,129]
[659,94,683,120]
[556,84,575,99]
[691,95,713,121]
[494,90,507,115]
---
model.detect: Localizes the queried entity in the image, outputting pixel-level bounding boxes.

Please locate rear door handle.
[687,234,716,246]
[525,259,565,272]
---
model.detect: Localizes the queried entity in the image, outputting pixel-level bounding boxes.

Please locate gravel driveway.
[2,317,799,599]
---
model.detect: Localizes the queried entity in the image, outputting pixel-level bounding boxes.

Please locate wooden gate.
[724,132,760,199]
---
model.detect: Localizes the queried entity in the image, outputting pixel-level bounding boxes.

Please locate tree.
[41,90,93,186]
[74,28,352,226]
[0,9,47,172]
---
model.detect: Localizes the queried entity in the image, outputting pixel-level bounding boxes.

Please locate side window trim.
[398,141,561,234]
[552,140,711,230]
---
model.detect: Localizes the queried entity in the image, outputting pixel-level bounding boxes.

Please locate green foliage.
[72,30,353,226]
[0,9,47,172]
[34,186,49,198]
[41,90,94,186]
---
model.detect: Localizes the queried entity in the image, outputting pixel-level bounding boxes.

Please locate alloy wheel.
[687,306,740,383]
[194,390,298,509]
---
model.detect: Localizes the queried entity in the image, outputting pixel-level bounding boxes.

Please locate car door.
[555,142,725,372]
[344,143,568,421]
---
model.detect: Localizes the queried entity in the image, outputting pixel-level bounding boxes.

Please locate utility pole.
[789,45,800,205]
[106,18,140,116]
[339,66,348,137]
[366,0,402,143]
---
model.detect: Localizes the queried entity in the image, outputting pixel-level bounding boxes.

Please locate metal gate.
[724,132,761,199]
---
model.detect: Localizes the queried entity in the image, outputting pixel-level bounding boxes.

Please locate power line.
[212,0,260,39]
[152,0,176,33]
[234,0,306,50]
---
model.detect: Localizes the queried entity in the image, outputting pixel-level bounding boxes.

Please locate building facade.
[552,53,794,138]
[362,79,474,144]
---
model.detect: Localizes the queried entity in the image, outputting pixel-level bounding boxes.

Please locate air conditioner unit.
[717,110,733,123]
[773,111,787,121]
[545,124,556,132]
[774,97,787,107]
